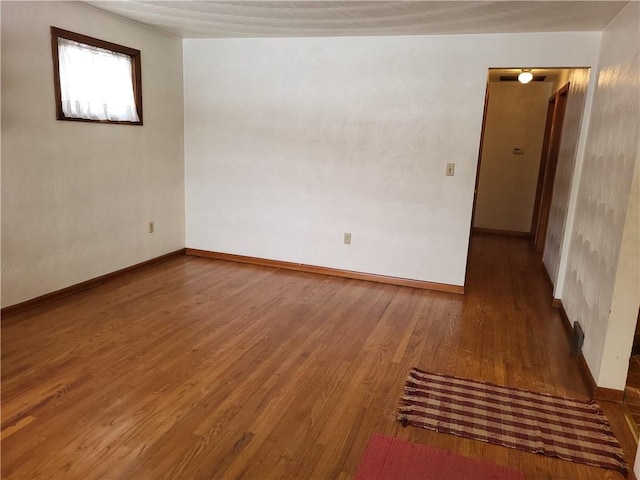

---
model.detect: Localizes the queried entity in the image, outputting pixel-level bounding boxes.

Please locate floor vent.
[572,321,585,356]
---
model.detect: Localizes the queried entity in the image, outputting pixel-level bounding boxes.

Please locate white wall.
[543,68,591,287]
[601,159,639,389]
[1,1,185,307]
[560,1,640,390]
[184,32,600,286]
[474,81,552,233]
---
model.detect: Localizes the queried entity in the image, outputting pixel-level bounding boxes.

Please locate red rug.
[355,434,525,480]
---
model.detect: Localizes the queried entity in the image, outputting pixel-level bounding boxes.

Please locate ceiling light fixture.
[518,69,533,84]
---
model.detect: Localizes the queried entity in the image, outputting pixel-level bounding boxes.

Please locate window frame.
[50,26,143,125]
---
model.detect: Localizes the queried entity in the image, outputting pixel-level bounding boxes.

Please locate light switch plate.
[446,163,455,176]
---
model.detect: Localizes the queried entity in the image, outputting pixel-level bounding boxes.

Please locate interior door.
[533,83,570,255]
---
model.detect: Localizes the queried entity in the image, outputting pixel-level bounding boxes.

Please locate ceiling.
[84,1,629,38]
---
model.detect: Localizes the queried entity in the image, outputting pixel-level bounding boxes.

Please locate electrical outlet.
[149,221,154,233]
[446,163,455,176]
[344,232,351,245]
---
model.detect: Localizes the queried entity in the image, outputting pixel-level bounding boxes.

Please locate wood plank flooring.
[2,234,637,479]
[625,355,640,441]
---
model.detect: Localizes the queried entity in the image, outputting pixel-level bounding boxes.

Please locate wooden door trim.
[464,82,490,288]
[534,82,570,255]
[470,84,490,231]
[531,94,557,237]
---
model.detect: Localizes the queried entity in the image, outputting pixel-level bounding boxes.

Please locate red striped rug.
[397,368,628,476]
[355,434,526,480]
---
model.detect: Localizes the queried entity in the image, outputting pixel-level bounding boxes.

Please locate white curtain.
[58,38,140,122]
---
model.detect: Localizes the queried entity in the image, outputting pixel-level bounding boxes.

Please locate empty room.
[2,1,639,479]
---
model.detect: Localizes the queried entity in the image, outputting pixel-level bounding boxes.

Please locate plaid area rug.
[397,368,628,476]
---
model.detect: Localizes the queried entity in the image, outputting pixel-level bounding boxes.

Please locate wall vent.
[571,321,585,356]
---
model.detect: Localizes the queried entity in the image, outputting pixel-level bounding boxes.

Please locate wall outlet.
[446,163,455,176]
[344,232,352,245]
[148,221,154,233]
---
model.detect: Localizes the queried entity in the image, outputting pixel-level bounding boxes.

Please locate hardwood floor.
[1,234,636,479]
[625,356,640,440]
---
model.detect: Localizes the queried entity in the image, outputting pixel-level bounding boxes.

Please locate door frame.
[532,82,570,255]
[469,84,490,234]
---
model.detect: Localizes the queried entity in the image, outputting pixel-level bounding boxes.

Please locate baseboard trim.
[472,227,531,238]
[554,299,574,338]
[186,248,465,295]
[553,299,624,403]
[1,249,186,318]
[595,386,625,403]
[541,264,555,292]
[577,351,598,398]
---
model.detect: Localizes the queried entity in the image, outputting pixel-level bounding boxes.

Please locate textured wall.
[474,81,552,233]
[561,1,639,388]
[1,2,185,307]
[600,160,639,390]
[543,69,591,286]
[184,33,600,286]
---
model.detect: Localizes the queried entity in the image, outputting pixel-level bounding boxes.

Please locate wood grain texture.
[2,234,636,479]
[186,248,464,294]
[531,94,556,237]
[1,249,186,318]
[472,227,532,238]
[597,387,625,404]
[551,298,624,403]
[535,83,570,254]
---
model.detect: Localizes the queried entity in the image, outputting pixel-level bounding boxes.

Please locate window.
[51,27,143,124]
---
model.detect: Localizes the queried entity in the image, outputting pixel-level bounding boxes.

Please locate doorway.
[471,68,582,266]
[532,83,570,254]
